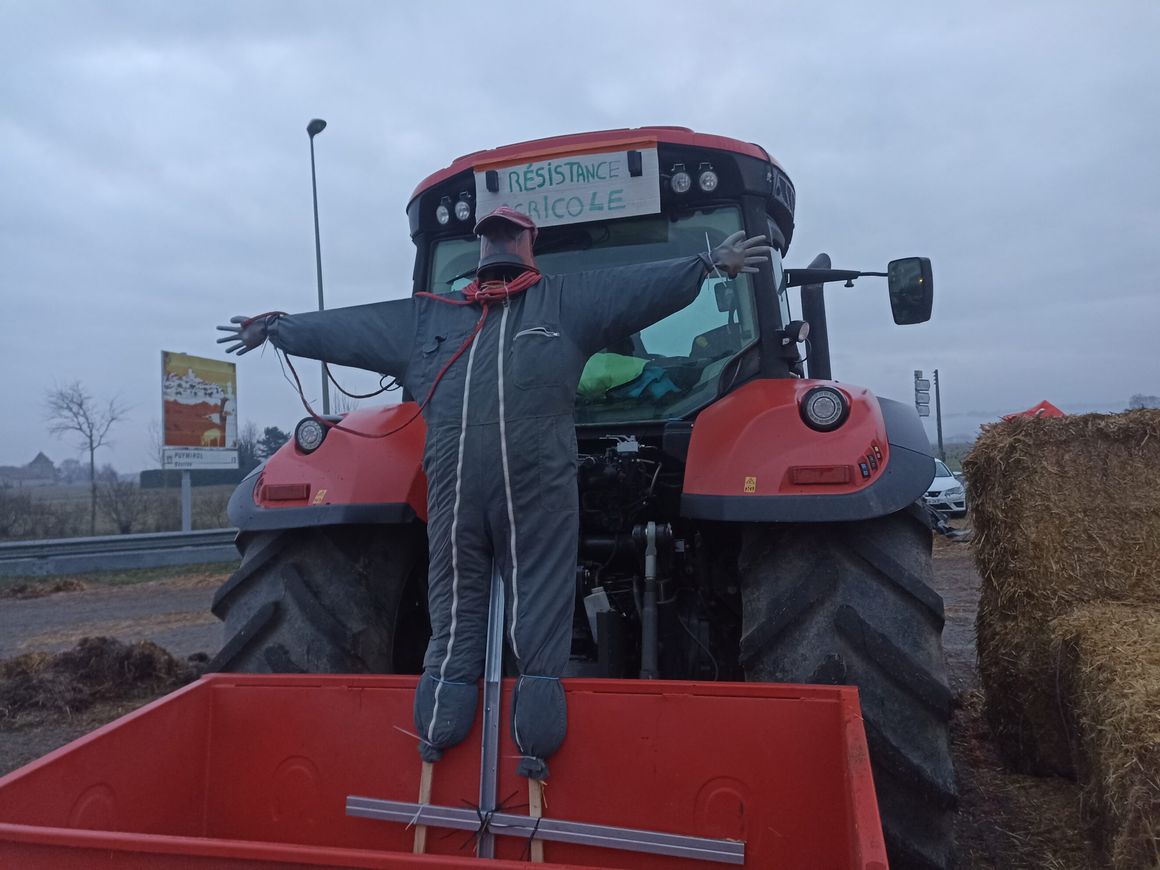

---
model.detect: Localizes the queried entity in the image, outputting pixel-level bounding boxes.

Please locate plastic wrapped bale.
[1051,604,1160,869]
[963,409,1160,773]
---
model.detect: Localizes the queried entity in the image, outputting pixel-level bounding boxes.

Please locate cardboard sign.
[475,147,660,229]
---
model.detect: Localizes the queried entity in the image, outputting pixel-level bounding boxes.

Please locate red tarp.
[1004,400,1066,420]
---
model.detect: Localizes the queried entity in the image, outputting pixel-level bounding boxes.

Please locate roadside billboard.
[161,351,239,470]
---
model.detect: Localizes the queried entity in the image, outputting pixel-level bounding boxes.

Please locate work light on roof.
[435,196,452,226]
[670,164,692,194]
[697,163,718,193]
[455,193,472,222]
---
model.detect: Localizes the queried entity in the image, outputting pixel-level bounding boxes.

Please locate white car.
[924,459,967,517]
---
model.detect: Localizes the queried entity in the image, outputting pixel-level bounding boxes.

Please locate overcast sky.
[2,1,1158,472]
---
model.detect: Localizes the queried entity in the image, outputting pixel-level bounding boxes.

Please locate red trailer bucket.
[0,675,886,868]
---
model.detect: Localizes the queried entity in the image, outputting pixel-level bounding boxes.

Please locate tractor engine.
[570,437,724,680]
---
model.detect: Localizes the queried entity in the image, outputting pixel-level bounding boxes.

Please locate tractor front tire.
[739,508,955,870]
[209,524,427,674]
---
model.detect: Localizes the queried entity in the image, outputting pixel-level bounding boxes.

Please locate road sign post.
[914,370,931,418]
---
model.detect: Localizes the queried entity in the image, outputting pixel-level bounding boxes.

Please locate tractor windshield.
[428,206,781,424]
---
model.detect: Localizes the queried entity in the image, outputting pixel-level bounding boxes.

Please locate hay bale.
[964,410,1160,773]
[1052,604,1160,869]
[974,611,1074,773]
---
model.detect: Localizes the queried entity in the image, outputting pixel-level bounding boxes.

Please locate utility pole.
[933,368,945,462]
[307,118,330,415]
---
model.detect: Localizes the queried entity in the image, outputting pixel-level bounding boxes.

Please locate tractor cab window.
[427,206,776,424]
[770,219,791,325]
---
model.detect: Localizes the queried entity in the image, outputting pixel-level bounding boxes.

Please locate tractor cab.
[407,129,798,426]
[407,128,931,429]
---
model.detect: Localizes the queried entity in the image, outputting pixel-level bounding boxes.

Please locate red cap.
[474,206,538,238]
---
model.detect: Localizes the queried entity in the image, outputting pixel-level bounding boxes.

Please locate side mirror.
[887,257,933,325]
[714,280,736,313]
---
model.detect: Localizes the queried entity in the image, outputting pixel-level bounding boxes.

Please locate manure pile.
[965,409,1160,867]
[0,636,204,721]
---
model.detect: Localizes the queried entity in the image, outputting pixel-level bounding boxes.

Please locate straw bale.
[1052,604,1160,869]
[964,410,1160,773]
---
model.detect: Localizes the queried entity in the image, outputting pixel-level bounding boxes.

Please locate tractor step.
[0,674,887,868]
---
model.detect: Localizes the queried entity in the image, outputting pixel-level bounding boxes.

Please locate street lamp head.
[307,118,327,138]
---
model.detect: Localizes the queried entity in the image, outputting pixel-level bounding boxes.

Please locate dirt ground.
[931,546,1104,869]
[0,547,1109,866]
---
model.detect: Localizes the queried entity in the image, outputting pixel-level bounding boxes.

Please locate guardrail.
[0,529,240,578]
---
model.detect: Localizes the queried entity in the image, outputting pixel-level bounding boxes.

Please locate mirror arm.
[784,268,887,288]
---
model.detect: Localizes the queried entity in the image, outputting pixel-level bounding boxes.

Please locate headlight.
[800,386,850,432]
[946,485,964,497]
[670,164,692,194]
[454,197,472,222]
[295,417,327,454]
[697,163,718,192]
[435,196,452,225]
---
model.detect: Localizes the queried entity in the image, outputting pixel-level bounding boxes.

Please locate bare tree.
[96,464,148,534]
[237,421,261,475]
[146,418,166,469]
[45,381,129,536]
[332,392,360,415]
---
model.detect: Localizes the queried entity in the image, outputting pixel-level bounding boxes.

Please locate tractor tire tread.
[283,563,355,648]
[739,510,955,870]
[835,604,953,716]
[210,525,425,675]
[263,644,306,674]
[212,531,290,618]
[861,715,958,809]
[208,600,279,672]
[843,530,945,626]
[738,568,838,667]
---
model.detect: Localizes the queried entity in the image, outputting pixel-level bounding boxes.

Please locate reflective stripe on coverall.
[270,254,710,778]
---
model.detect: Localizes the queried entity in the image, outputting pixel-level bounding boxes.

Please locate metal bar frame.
[475,567,505,858]
[346,796,745,865]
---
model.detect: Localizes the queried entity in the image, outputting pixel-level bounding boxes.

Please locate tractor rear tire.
[209,524,427,674]
[738,508,955,870]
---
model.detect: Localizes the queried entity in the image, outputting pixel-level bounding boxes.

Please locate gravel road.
[0,574,223,662]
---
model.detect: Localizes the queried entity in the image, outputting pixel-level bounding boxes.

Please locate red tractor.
[213,128,953,868]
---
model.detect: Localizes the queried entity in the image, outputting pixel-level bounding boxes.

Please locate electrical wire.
[324,363,390,400]
[263,270,541,440]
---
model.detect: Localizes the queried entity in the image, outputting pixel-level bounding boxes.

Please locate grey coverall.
[269,254,709,778]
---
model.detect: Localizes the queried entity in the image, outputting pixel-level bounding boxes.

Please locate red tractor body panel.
[233,405,428,529]
[234,382,932,531]
[683,379,888,499]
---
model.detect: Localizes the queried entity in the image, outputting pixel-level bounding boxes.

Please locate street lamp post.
[307,118,329,414]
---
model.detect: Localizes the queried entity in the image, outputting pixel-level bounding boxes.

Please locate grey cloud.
[1,0,1158,471]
